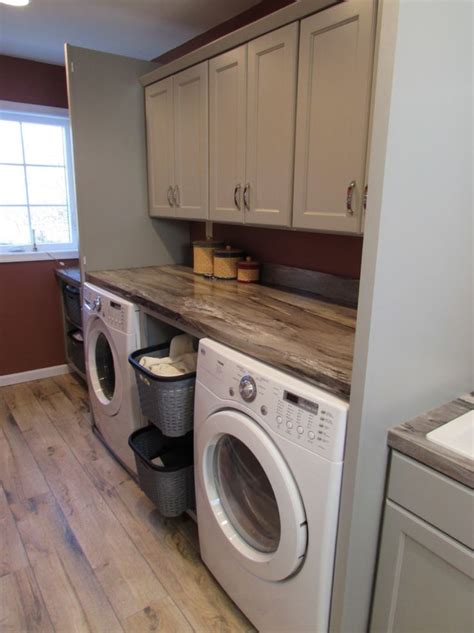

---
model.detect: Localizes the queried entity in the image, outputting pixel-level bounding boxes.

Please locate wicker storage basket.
[128,343,196,437]
[63,284,82,327]
[129,426,194,517]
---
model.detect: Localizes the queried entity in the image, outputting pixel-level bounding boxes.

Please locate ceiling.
[0,0,261,66]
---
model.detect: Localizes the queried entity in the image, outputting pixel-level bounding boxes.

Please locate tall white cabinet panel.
[145,77,175,218]
[245,23,298,228]
[292,1,374,233]
[209,46,247,223]
[173,62,209,220]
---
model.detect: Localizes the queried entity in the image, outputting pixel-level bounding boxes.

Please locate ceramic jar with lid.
[193,240,224,276]
[213,245,244,279]
[237,257,260,283]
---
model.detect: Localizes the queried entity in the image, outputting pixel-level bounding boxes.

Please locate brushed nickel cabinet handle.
[363,184,368,212]
[173,185,180,207]
[346,181,356,215]
[167,185,174,207]
[243,183,250,211]
[234,184,242,210]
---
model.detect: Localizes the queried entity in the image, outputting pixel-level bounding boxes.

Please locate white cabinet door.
[371,501,474,633]
[245,23,298,228]
[209,46,247,223]
[173,61,209,220]
[145,78,176,218]
[292,1,375,233]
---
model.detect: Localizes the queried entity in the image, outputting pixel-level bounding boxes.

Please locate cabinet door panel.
[173,62,209,220]
[245,23,298,227]
[145,78,175,218]
[293,1,374,233]
[209,46,247,223]
[371,501,474,633]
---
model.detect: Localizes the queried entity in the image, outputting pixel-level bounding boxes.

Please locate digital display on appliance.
[110,301,121,310]
[284,391,319,415]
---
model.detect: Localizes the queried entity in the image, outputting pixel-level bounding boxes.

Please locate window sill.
[0,250,79,264]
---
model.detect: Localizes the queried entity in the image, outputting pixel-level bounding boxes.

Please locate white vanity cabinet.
[145,61,209,220]
[370,452,474,633]
[292,0,375,233]
[209,24,298,227]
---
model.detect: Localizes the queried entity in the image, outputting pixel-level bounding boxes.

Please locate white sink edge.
[426,410,474,461]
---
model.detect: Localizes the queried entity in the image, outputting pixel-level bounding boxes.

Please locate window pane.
[0,120,23,163]
[26,166,67,205]
[30,206,70,244]
[0,165,27,204]
[0,206,30,246]
[22,122,65,166]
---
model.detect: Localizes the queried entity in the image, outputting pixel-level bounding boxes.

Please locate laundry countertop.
[86,265,357,401]
[55,266,82,289]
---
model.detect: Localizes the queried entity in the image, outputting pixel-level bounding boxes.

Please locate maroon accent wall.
[0,54,68,108]
[0,56,71,376]
[0,260,79,375]
[190,223,363,278]
[152,0,296,65]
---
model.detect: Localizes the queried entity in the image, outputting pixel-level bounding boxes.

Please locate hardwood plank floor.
[0,374,255,633]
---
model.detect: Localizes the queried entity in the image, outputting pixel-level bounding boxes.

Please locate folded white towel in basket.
[139,334,197,377]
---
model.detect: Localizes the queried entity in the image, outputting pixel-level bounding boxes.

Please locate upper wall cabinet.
[292,1,375,233]
[209,24,298,228]
[145,61,209,220]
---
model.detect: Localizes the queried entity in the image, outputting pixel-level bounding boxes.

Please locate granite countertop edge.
[388,393,474,489]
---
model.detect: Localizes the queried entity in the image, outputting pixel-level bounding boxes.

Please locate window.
[0,102,78,257]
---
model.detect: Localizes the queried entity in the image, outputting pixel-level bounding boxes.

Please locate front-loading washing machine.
[194,338,349,632]
[83,282,143,474]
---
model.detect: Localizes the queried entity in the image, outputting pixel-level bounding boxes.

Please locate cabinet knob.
[346,181,356,215]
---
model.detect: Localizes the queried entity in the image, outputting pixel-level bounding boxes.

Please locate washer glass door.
[200,409,307,581]
[86,318,123,416]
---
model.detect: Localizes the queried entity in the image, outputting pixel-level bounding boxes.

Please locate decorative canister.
[237,257,260,283]
[213,245,244,280]
[193,240,223,276]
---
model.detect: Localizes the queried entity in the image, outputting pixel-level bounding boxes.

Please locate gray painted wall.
[65,45,189,273]
[330,1,473,631]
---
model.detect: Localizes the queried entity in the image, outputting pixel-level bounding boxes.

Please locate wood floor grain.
[0,374,255,633]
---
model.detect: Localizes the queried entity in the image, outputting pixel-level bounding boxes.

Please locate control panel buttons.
[239,375,257,402]
[297,426,304,435]
[260,405,268,416]
[229,387,235,397]
[308,431,316,440]
[276,416,282,424]
[286,420,293,429]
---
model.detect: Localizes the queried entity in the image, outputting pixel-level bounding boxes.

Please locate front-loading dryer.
[83,282,143,474]
[194,338,349,632]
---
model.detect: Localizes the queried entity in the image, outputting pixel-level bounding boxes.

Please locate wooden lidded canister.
[237,257,260,283]
[193,240,223,276]
[213,245,244,280]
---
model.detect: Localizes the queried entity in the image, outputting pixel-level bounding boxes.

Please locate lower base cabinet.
[371,452,474,633]
[371,500,473,633]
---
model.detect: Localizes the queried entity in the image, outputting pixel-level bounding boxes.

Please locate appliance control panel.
[83,283,138,334]
[197,338,348,462]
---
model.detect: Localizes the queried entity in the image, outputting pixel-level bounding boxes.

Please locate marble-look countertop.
[388,393,474,488]
[87,265,357,400]
[55,266,81,288]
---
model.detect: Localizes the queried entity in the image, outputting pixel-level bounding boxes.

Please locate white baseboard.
[0,364,71,387]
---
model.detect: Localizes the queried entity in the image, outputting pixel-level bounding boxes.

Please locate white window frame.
[0,100,79,263]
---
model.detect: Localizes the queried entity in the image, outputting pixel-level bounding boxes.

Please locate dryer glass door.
[86,318,123,416]
[95,332,116,401]
[200,409,307,581]
[215,435,280,554]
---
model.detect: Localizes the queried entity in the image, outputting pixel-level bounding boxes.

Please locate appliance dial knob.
[94,297,102,312]
[239,375,257,402]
